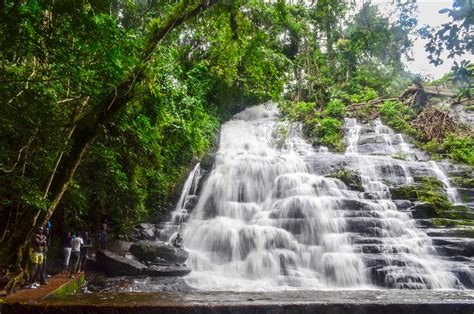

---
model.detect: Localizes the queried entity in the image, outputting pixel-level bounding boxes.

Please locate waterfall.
[163,105,472,291]
[428,161,461,204]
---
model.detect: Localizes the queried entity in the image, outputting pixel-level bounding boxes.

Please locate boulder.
[96,250,147,276]
[146,265,191,277]
[129,240,189,264]
[106,240,133,255]
[132,223,157,241]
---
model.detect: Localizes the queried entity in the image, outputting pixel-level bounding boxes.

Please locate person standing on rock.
[27,227,46,288]
[67,232,83,278]
[98,223,107,250]
[79,231,93,273]
[39,227,51,285]
[63,232,72,274]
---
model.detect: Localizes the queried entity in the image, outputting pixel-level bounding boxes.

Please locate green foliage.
[379,100,418,136]
[442,134,474,165]
[391,176,456,219]
[0,0,292,238]
[421,0,473,98]
[415,175,474,224]
[431,218,474,228]
[392,152,408,161]
[421,0,472,66]
[422,139,442,153]
[314,118,344,150]
[328,168,363,192]
[272,124,290,149]
[323,99,346,119]
[279,101,315,122]
[452,176,474,189]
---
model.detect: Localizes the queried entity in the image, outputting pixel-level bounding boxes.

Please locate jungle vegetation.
[0,0,472,290]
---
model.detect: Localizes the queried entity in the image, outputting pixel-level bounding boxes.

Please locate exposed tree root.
[4,268,28,294]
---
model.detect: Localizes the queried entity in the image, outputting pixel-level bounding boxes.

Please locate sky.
[362,0,472,79]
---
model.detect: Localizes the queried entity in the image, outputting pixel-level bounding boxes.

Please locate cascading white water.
[428,160,461,204]
[165,105,471,291]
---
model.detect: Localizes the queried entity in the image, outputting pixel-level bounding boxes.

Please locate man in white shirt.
[67,232,83,278]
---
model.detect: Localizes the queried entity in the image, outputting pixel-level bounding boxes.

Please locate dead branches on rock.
[412,108,468,142]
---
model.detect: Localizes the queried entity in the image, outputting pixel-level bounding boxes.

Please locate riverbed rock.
[129,240,189,264]
[96,250,147,276]
[146,265,191,277]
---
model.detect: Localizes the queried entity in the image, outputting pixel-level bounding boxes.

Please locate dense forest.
[1,0,472,290]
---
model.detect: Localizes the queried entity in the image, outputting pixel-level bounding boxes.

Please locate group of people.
[26,223,108,289]
[62,232,92,278]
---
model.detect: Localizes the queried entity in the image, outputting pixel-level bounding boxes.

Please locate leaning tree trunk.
[0,0,220,287]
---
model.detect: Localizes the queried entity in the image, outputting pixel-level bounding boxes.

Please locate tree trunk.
[0,0,220,272]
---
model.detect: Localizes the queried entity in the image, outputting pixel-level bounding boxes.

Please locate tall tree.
[0,0,220,283]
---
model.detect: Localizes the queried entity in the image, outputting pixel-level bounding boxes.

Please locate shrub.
[379,100,418,136]
[443,134,474,165]
[323,98,346,119]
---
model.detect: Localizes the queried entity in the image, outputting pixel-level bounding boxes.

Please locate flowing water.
[159,104,473,291]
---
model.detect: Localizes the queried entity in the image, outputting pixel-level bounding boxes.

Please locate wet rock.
[305,154,347,176]
[362,192,377,200]
[426,228,474,238]
[184,195,199,210]
[337,199,370,211]
[414,151,430,162]
[357,143,391,155]
[359,126,375,135]
[357,135,386,145]
[137,223,155,229]
[200,153,215,171]
[457,188,474,205]
[389,185,418,200]
[195,169,211,196]
[407,166,433,178]
[434,245,466,257]
[96,250,147,276]
[106,240,133,255]
[464,241,474,257]
[328,169,363,192]
[393,200,411,210]
[146,265,191,277]
[410,202,437,219]
[379,164,407,178]
[129,240,189,265]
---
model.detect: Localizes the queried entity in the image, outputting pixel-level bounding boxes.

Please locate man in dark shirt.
[98,223,107,250]
[79,232,93,272]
